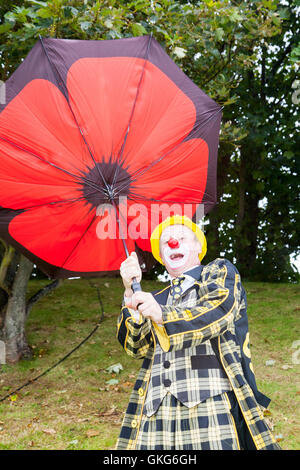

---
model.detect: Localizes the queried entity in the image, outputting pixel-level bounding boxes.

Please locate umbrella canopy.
[0,36,222,278]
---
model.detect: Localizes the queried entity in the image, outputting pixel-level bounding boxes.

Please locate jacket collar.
[184,264,203,281]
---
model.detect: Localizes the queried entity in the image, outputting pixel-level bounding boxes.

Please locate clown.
[117,215,280,450]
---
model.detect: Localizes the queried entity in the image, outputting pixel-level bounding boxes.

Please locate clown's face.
[159,224,202,278]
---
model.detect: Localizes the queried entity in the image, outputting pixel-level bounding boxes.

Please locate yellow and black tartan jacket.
[116,258,280,450]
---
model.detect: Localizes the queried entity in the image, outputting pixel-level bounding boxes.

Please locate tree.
[0,0,286,361]
[205,0,300,282]
[0,240,63,362]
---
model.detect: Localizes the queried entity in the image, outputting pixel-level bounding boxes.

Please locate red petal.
[8,201,135,271]
[0,138,81,209]
[66,58,196,168]
[0,79,93,209]
[67,57,145,162]
[131,138,210,204]
[124,61,197,174]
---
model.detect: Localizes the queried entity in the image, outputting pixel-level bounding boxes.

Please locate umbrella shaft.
[120,237,129,258]
[120,233,142,292]
[111,199,141,292]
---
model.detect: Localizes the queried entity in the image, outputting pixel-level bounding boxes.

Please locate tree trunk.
[235,146,261,278]
[206,147,231,261]
[3,255,33,363]
[0,247,19,331]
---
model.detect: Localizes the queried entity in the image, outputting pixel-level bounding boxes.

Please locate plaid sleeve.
[159,258,242,352]
[117,306,154,359]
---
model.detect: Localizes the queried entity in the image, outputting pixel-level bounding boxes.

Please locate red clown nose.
[168,237,179,249]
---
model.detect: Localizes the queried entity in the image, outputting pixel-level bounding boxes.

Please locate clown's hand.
[120,252,142,297]
[127,292,163,325]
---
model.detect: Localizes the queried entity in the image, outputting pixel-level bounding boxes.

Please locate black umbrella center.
[80,160,132,208]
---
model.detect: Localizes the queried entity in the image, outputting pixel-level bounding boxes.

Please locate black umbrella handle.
[131,277,142,311]
[131,277,142,293]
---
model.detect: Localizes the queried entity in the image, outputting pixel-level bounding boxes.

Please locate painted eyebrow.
[161,233,186,242]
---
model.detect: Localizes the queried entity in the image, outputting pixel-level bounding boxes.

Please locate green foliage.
[0,0,298,282]
[0,0,281,100]
[205,0,300,282]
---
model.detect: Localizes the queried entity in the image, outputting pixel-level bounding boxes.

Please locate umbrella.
[0,35,222,279]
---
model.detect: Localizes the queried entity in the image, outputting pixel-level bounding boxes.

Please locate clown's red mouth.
[170,253,184,260]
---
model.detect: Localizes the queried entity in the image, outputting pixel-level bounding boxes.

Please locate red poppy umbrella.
[0,36,222,279]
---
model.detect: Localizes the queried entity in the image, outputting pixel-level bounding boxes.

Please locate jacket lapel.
[152,264,204,306]
[152,286,170,305]
[184,264,204,281]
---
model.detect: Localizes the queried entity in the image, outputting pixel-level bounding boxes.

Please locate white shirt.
[125,265,201,323]
[171,265,200,295]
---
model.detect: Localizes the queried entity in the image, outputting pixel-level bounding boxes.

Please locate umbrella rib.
[59,212,98,270]
[39,36,110,197]
[7,195,91,213]
[111,34,153,189]
[111,200,130,258]
[59,201,134,270]
[115,108,222,197]
[128,108,222,184]
[0,135,82,181]
[0,135,109,197]
[127,192,208,203]
[126,193,215,205]
[128,164,212,199]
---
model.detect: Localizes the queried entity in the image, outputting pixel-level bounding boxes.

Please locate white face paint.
[162,243,190,269]
[159,224,202,277]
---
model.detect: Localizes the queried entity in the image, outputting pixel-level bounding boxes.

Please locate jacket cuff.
[121,305,143,325]
[152,319,170,352]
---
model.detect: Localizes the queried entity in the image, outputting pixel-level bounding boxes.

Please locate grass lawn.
[0,277,299,450]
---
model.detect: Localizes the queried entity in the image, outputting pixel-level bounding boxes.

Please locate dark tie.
[169,276,185,302]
